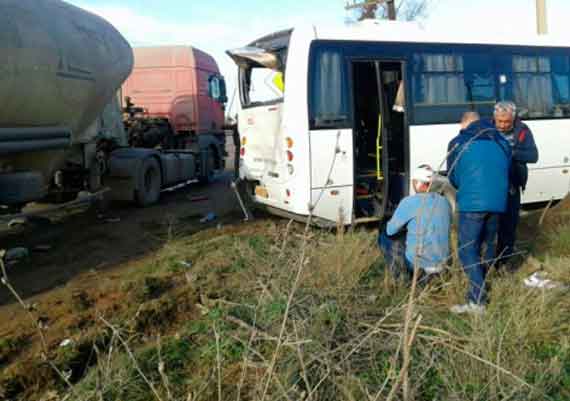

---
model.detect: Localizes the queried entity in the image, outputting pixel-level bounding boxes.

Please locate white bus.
[227,21,570,226]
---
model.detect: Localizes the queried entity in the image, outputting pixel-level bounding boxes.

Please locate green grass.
[7,213,570,401]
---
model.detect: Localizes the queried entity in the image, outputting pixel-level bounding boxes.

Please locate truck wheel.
[135,157,162,207]
[199,148,216,184]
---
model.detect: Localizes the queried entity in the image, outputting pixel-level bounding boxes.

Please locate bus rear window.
[241,64,285,106]
[229,38,289,108]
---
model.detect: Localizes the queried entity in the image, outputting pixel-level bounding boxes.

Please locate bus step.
[354,216,382,224]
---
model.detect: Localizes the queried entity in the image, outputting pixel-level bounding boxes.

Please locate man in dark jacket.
[447,112,511,313]
[492,101,539,268]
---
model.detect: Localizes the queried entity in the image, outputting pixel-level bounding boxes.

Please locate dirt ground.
[0,140,244,309]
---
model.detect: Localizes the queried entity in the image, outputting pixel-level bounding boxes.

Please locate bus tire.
[135,157,162,207]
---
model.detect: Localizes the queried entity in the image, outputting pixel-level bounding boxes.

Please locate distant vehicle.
[122,46,228,175]
[0,1,228,216]
[228,21,570,226]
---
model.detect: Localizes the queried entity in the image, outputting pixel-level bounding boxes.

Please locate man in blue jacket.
[378,165,451,281]
[493,101,539,268]
[447,112,511,313]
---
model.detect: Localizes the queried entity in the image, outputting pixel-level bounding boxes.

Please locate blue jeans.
[378,230,413,279]
[498,188,521,264]
[458,212,499,304]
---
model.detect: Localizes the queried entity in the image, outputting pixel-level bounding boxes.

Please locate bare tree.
[349,0,430,22]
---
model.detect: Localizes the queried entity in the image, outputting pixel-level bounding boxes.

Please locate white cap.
[411,165,433,183]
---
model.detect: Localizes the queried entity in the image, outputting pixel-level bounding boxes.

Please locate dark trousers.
[458,212,499,304]
[377,230,413,279]
[497,188,521,263]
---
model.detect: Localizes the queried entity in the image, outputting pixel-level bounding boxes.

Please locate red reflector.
[240,147,245,156]
[286,150,294,162]
[286,189,291,197]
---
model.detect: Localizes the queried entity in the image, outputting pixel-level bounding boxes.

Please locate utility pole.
[345,0,397,21]
[536,0,548,35]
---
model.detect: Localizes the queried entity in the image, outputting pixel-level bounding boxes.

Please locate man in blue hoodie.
[493,101,539,268]
[378,165,451,281]
[447,112,511,313]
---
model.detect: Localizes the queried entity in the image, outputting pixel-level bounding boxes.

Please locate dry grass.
[2,212,570,401]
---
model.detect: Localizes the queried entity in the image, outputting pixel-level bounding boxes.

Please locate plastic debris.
[7,218,27,228]
[200,212,217,223]
[60,339,74,348]
[189,195,209,202]
[178,260,192,268]
[523,272,560,289]
[4,247,29,266]
[33,244,52,253]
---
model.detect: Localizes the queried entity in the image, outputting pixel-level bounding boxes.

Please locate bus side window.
[309,46,351,130]
[499,54,570,118]
[411,51,495,125]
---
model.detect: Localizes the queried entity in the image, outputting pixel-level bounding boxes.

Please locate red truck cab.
[122,46,227,136]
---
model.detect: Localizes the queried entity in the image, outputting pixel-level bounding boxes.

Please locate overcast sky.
[67,0,570,113]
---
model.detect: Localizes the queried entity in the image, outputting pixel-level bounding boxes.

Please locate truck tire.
[135,157,162,207]
[198,147,216,184]
[0,171,46,205]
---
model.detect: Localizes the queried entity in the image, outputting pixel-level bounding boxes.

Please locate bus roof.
[295,20,570,49]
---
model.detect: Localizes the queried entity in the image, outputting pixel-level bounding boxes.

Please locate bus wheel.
[135,157,162,207]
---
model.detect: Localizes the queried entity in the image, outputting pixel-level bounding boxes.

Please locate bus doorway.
[352,60,407,223]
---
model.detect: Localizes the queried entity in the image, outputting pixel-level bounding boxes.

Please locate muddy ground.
[0,136,244,309]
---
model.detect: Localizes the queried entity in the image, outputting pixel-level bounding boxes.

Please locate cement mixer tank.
[0,0,133,143]
[0,0,133,207]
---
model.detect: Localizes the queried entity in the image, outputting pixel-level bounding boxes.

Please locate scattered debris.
[7,218,27,228]
[33,244,52,253]
[59,339,74,348]
[189,195,209,202]
[200,212,217,223]
[3,247,30,267]
[524,272,561,289]
[162,180,197,193]
[231,180,253,221]
[71,290,93,311]
[178,260,192,268]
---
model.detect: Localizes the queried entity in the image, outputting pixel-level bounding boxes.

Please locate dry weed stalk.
[0,251,83,400]
[99,315,164,401]
[260,215,314,401]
